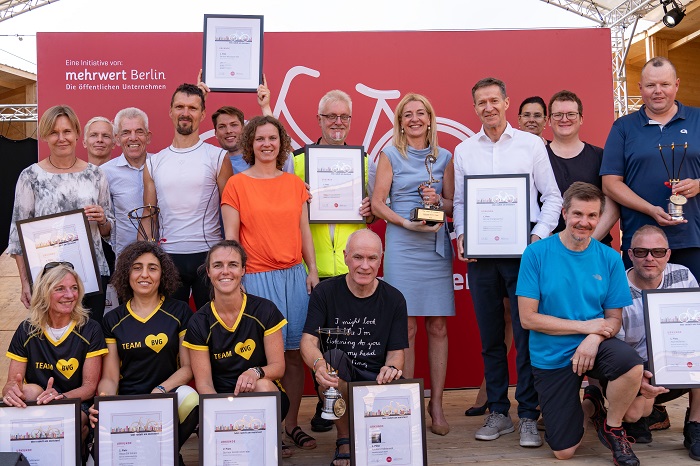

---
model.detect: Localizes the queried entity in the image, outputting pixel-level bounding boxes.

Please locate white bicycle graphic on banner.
[202,65,475,163]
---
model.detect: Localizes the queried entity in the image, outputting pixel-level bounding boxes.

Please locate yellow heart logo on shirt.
[56,358,79,380]
[234,339,256,360]
[145,333,168,353]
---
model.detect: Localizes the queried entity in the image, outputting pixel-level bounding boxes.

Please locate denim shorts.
[243,263,309,350]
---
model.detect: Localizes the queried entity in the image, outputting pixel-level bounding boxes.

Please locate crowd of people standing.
[3,56,700,466]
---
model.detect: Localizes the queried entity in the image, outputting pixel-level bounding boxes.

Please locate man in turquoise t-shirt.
[517,182,643,466]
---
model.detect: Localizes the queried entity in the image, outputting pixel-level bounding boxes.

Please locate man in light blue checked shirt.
[101,107,152,256]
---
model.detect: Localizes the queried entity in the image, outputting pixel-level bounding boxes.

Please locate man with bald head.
[602,57,700,279]
[300,229,408,466]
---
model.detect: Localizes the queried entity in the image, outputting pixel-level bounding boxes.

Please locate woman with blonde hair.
[372,93,455,435]
[2,263,107,454]
[8,105,114,323]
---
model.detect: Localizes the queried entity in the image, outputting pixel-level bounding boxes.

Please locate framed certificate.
[463,174,531,258]
[644,288,700,388]
[202,14,264,92]
[199,392,281,466]
[306,145,366,223]
[348,379,427,466]
[95,394,178,466]
[0,399,80,466]
[16,209,102,295]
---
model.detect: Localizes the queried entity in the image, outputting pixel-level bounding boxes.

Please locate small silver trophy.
[317,327,354,420]
[658,143,689,221]
[410,154,446,225]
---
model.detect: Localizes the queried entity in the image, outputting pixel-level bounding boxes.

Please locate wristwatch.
[251,366,265,379]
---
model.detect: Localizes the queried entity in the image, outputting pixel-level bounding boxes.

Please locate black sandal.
[285,425,317,450]
[331,437,351,466]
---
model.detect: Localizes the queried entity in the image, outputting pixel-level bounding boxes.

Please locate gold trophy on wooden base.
[410,154,446,225]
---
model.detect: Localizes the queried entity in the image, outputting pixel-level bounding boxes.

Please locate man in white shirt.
[143,83,233,309]
[453,77,562,448]
[101,107,153,257]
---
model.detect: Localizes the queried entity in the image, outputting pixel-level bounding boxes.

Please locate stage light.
[662,0,686,28]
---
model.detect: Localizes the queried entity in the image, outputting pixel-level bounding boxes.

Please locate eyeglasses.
[631,248,668,258]
[320,114,351,122]
[519,112,545,120]
[42,261,74,275]
[550,112,580,121]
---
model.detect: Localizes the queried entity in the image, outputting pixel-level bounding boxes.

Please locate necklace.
[47,155,78,170]
[47,324,69,340]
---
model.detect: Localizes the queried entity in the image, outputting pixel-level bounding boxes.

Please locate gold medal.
[670,194,688,205]
[333,398,347,418]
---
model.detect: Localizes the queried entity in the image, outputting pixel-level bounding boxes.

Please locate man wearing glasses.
[601,57,700,278]
[547,90,619,246]
[616,224,700,461]
[287,90,373,434]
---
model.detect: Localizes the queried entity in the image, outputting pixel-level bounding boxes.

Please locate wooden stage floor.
[0,252,694,465]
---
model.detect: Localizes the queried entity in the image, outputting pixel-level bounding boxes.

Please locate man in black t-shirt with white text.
[301,229,409,466]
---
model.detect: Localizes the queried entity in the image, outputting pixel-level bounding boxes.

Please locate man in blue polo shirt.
[601,57,700,279]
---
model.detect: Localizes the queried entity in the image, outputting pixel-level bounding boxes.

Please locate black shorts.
[533,337,643,451]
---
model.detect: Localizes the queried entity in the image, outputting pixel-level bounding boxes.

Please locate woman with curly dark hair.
[221,116,319,450]
[90,241,198,464]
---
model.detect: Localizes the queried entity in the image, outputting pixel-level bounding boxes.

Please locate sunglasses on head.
[631,248,668,258]
[42,261,75,275]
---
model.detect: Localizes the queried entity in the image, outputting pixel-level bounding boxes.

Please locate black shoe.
[583,385,607,432]
[684,420,700,460]
[647,404,670,431]
[465,402,488,416]
[598,422,640,466]
[623,418,652,444]
[311,400,334,432]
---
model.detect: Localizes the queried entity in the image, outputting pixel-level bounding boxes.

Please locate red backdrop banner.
[37,29,614,390]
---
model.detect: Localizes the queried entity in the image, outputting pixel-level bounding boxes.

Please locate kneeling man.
[300,229,409,466]
[517,182,643,466]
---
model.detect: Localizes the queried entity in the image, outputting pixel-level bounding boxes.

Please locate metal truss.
[0,104,37,122]
[541,0,660,117]
[0,0,59,23]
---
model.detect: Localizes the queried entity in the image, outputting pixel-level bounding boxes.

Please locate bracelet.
[436,194,444,209]
[313,357,325,371]
[98,219,108,227]
[155,385,166,393]
[388,365,398,371]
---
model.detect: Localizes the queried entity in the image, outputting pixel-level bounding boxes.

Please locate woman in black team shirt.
[3,263,107,461]
[184,240,291,456]
[90,242,198,465]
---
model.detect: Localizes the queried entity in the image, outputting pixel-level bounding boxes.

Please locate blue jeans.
[467,258,539,419]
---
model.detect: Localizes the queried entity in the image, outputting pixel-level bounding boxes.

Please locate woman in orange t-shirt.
[221,115,319,450]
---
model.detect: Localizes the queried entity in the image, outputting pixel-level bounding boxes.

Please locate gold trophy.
[317,327,354,420]
[410,154,446,225]
[658,143,689,221]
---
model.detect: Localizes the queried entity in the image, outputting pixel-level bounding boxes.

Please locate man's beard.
[177,119,194,136]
